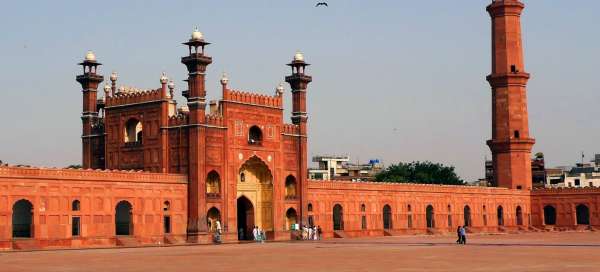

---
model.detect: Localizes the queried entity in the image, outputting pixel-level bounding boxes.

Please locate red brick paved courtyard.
[2,232,600,272]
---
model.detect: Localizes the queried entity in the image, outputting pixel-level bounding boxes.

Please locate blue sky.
[1,1,598,181]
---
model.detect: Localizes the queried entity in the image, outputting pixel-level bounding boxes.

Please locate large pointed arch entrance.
[237,156,274,238]
[237,196,254,240]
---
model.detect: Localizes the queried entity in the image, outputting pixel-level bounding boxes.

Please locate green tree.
[374,161,464,185]
[66,164,82,169]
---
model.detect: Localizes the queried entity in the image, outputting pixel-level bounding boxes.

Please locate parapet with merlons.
[223,89,282,108]
[168,112,189,126]
[531,187,600,195]
[206,114,224,127]
[282,123,300,135]
[105,87,164,108]
[0,164,187,184]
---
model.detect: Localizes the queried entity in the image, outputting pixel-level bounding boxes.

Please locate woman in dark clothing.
[456,226,463,244]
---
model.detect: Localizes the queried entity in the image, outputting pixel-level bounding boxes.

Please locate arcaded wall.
[0,166,187,249]
[307,180,531,238]
[531,188,600,228]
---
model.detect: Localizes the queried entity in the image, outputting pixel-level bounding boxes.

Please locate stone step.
[12,239,40,250]
[333,230,347,238]
[164,235,185,245]
[116,236,140,247]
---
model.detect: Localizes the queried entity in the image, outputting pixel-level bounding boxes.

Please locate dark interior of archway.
[12,200,33,238]
[237,197,254,240]
[115,201,132,236]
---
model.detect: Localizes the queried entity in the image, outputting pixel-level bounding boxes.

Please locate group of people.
[301,225,321,240]
[456,225,467,245]
[252,226,267,243]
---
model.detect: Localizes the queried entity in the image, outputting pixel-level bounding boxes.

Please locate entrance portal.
[237,196,254,240]
[463,205,471,227]
[12,199,33,238]
[497,206,504,226]
[207,207,221,232]
[426,205,435,228]
[237,156,274,234]
[333,204,344,230]
[115,201,133,236]
[543,205,556,225]
[576,204,590,225]
[383,205,392,229]
[516,206,523,226]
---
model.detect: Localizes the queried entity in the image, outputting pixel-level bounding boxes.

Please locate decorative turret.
[160,72,169,98]
[285,51,312,125]
[110,71,118,93]
[275,82,284,96]
[76,50,104,169]
[168,80,175,98]
[181,27,212,122]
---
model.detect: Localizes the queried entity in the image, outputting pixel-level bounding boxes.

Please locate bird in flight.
[316,2,328,7]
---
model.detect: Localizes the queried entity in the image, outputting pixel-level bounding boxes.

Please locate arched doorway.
[285,208,298,230]
[426,205,435,228]
[463,205,471,227]
[497,206,504,226]
[207,207,221,232]
[516,206,523,226]
[543,205,556,225]
[115,201,133,236]
[12,199,33,238]
[237,156,273,232]
[576,204,590,225]
[237,196,254,240]
[383,204,392,229]
[333,204,344,230]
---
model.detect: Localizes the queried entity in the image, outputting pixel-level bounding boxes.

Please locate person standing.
[460,225,467,245]
[317,226,322,240]
[214,220,222,243]
[253,226,259,242]
[308,225,314,240]
[456,226,462,244]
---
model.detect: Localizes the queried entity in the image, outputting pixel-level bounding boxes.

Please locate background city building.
[308,155,384,181]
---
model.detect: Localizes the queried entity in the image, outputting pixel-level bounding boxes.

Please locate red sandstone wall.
[307,180,531,238]
[531,188,600,228]
[0,166,187,249]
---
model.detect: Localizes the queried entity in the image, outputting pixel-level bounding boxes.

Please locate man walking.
[460,225,467,245]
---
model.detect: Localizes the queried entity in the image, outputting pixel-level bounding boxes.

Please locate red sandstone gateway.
[0,0,597,250]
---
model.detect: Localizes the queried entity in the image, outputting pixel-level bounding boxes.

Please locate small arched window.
[361,204,366,212]
[72,200,81,211]
[308,203,313,212]
[248,125,263,145]
[285,175,297,199]
[407,204,412,212]
[163,201,170,212]
[125,118,143,143]
[206,171,221,195]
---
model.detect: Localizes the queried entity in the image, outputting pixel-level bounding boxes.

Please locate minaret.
[76,51,104,169]
[486,0,535,190]
[181,28,212,242]
[285,51,312,225]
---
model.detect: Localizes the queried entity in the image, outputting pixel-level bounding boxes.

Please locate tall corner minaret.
[285,51,312,224]
[76,51,104,169]
[181,27,212,242]
[486,0,535,190]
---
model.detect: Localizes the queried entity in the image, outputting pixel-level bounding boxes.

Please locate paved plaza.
[2,232,600,271]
